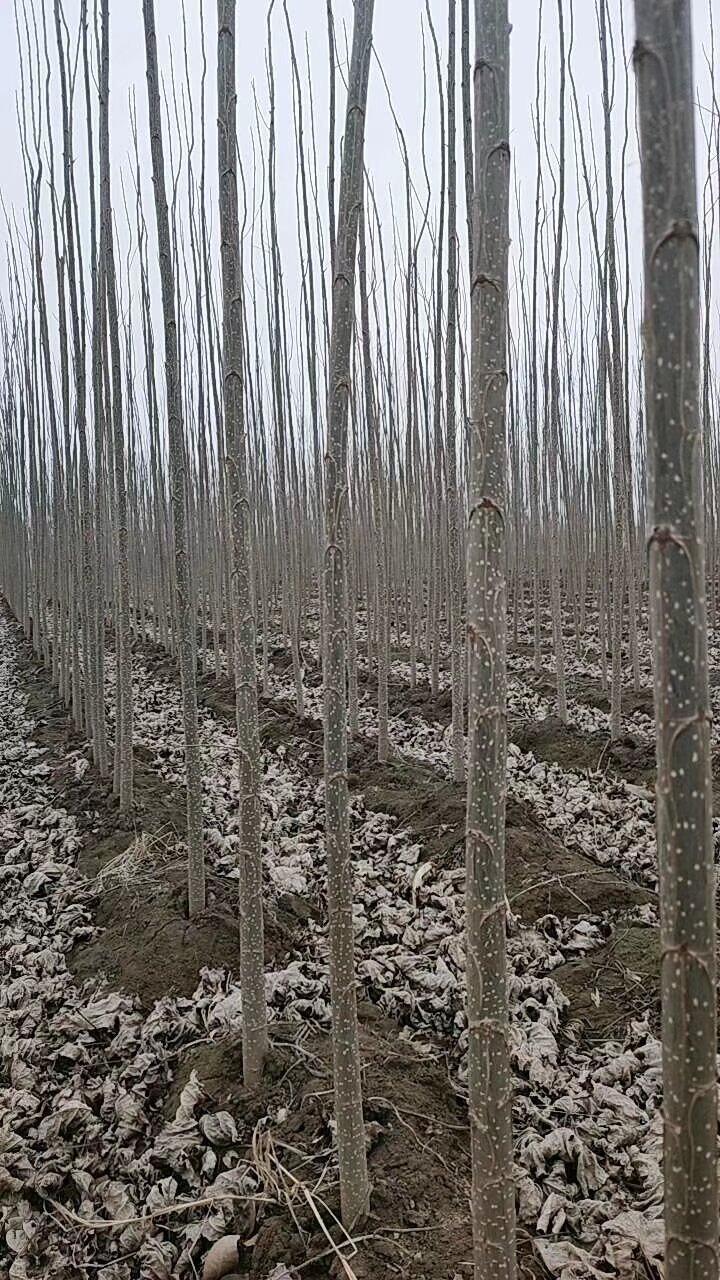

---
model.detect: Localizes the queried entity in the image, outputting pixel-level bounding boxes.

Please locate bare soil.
[163,1020,475,1279]
[529,670,656,720]
[69,866,299,1010]
[511,714,657,787]
[553,925,661,1042]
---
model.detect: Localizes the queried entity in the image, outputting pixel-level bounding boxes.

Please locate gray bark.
[548,0,568,722]
[634,3,719,1277]
[142,0,205,917]
[217,0,268,1087]
[446,0,464,782]
[358,201,389,763]
[465,0,516,1276]
[323,0,374,1229]
[599,0,629,742]
[53,0,106,769]
[99,0,133,812]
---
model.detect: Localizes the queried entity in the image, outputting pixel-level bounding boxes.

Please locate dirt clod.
[512,714,657,786]
[553,925,661,1039]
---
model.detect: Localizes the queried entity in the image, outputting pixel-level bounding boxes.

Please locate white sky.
[0,1,716,408]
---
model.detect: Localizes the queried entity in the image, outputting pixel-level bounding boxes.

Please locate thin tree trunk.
[142,0,205,916]
[465,0,516,1276]
[446,0,464,781]
[99,0,133,811]
[217,0,268,1087]
[358,201,389,763]
[323,0,374,1230]
[548,0,567,721]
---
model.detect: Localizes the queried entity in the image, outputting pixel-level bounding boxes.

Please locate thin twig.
[45,1189,272,1232]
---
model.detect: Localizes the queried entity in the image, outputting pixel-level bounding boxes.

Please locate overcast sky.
[0,1,715,362]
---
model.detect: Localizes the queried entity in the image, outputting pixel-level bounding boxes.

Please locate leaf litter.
[0,611,709,1279]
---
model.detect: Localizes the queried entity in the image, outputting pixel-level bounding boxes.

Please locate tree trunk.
[142,0,205,916]
[634,4,719,1278]
[217,0,268,1087]
[99,0,133,812]
[323,0,374,1230]
[548,0,568,722]
[465,0,516,1277]
[446,0,464,782]
[358,201,389,763]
